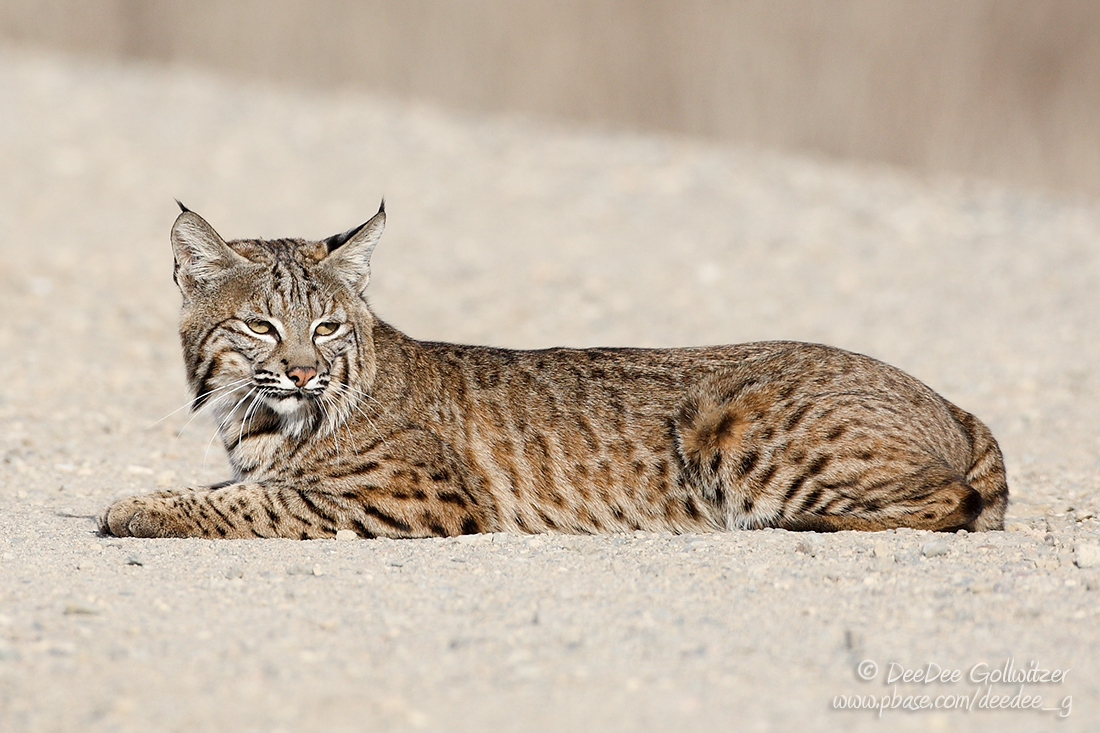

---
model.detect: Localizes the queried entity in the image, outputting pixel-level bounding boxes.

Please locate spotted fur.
[99,205,1008,539]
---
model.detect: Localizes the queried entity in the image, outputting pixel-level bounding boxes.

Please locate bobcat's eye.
[314,322,340,337]
[246,320,274,335]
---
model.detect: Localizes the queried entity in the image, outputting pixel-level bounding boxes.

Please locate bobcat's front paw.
[98,492,193,538]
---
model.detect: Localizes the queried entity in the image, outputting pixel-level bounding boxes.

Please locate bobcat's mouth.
[264,387,322,411]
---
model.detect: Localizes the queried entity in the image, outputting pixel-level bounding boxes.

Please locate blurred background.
[2,0,1099,198]
[3,5,1100,731]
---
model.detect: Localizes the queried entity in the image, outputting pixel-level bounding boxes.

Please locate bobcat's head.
[170,201,385,440]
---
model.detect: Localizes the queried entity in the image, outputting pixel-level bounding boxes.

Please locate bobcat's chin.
[263,391,323,438]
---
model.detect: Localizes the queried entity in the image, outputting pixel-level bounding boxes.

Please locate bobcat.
[98,202,1008,539]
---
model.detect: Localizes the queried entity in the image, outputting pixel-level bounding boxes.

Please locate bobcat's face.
[236,310,347,412]
[170,203,385,438]
[211,290,364,435]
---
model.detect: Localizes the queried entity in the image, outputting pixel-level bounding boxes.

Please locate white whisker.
[316,393,340,460]
[147,377,251,430]
[157,378,252,437]
[237,387,267,449]
[338,404,360,458]
[324,389,361,460]
[175,385,245,439]
[328,381,388,448]
[205,387,256,469]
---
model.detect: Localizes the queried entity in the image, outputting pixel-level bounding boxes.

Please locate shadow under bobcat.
[99,203,1007,539]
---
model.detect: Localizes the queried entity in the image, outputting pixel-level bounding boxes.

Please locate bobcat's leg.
[98,429,495,539]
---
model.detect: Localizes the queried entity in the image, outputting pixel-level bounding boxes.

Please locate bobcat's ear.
[170,207,249,292]
[320,199,385,294]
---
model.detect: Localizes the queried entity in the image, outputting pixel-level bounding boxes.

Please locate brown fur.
[99,205,1008,539]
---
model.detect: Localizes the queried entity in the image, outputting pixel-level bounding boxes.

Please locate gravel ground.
[1,46,1099,732]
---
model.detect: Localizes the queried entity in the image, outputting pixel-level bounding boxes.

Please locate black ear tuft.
[323,198,386,253]
[175,199,191,214]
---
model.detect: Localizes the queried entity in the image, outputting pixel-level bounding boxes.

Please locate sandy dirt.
[1,46,1099,732]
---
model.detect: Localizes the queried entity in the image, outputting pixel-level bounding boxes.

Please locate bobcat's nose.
[286,366,317,388]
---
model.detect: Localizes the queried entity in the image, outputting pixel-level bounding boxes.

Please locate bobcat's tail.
[947,402,1009,531]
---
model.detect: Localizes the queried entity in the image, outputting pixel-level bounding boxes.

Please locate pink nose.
[286,366,317,387]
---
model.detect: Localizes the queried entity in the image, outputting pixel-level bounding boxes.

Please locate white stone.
[922,540,949,558]
[1075,543,1100,568]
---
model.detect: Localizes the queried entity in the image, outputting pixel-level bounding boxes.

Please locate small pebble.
[284,563,324,576]
[224,566,244,580]
[921,540,949,558]
[126,556,143,566]
[335,529,358,542]
[795,536,823,556]
[1075,543,1100,569]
